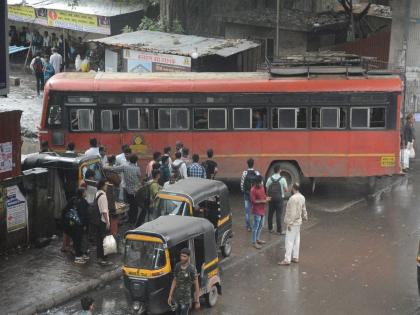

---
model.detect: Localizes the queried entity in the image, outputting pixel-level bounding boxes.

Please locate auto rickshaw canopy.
[159,178,231,218]
[126,216,218,263]
[22,152,100,171]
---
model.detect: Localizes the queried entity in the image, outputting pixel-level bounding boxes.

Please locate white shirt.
[116,153,128,166]
[172,159,188,179]
[100,155,108,167]
[96,190,109,224]
[50,52,62,74]
[85,147,100,157]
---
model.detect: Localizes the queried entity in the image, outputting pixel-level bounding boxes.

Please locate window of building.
[70,109,94,131]
[127,108,149,130]
[351,107,386,128]
[158,108,189,130]
[194,108,227,130]
[101,110,120,131]
[272,108,307,129]
[233,108,267,129]
[311,107,346,129]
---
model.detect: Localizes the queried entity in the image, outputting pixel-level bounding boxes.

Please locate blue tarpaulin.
[9,46,29,55]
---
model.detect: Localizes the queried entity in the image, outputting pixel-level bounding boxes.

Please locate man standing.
[95,180,111,266]
[109,154,141,226]
[172,152,188,180]
[50,48,63,74]
[85,138,100,156]
[250,175,270,249]
[401,113,415,172]
[266,165,288,234]
[146,151,161,180]
[279,183,308,266]
[168,248,200,315]
[159,156,171,186]
[188,154,206,178]
[202,148,218,179]
[99,146,108,167]
[240,158,260,232]
[116,144,129,166]
[146,169,161,222]
[30,52,44,96]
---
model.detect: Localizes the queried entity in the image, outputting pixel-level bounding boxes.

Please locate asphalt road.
[43,171,420,315]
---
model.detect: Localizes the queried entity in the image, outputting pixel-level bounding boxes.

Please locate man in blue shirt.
[188,154,206,178]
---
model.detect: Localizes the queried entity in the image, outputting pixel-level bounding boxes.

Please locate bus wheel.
[205,285,218,307]
[221,237,232,257]
[270,162,300,187]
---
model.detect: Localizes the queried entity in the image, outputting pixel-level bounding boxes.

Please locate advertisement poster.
[8,5,35,23]
[47,9,111,35]
[0,142,13,173]
[124,49,191,73]
[6,185,28,232]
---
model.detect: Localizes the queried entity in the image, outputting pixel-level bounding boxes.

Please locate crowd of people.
[57,138,218,266]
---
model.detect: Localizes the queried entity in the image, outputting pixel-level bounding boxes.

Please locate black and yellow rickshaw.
[156,178,233,257]
[22,152,104,199]
[123,215,221,314]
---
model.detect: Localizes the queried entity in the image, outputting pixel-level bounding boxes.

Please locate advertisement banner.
[6,185,28,232]
[124,49,191,72]
[0,142,13,173]
[47,9,110,35]
[8,5,35,23]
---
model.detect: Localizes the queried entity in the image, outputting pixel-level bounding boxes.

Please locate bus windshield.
[124,240,166,270]
[157,198,188,216]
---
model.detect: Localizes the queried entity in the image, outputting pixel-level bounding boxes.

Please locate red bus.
[39,72,402,184]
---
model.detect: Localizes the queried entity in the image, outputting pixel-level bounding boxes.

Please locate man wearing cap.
[168,248,200,314]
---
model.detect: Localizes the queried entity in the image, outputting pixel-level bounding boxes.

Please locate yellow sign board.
[8,5,35,22]
[380,156,395,167]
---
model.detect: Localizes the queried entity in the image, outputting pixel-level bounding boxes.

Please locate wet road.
[44,171,420,315]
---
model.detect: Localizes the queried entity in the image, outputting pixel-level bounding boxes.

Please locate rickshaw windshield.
[157,198,189,216]
[124,240,166,270]
[81,162,103,181]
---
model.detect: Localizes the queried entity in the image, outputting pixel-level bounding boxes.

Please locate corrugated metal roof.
[90,30,260,57]
[8,0,145,17]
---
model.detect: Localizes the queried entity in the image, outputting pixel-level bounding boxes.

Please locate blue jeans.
[244,195,251,229]
[252,215,264,244]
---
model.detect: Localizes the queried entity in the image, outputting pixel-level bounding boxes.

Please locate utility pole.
[0,0,8,96]
[276,0,280,58]
[402,0,412,116]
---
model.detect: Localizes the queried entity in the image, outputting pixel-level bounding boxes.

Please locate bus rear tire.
[269,162,301,187]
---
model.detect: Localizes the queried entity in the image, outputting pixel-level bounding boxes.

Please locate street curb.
[9,267,122,315]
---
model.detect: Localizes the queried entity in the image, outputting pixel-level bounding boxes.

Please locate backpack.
[89,192,104,226]
[243,170,257,195]
[202,160,216,179]
[33,58,43,74]
[172,161,185,180]
[64,207,82,226]
[267,176,283,200]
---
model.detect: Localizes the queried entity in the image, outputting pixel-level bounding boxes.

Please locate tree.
[337,0,372,40]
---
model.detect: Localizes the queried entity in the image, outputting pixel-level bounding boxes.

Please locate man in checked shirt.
[187,154,206,179]
[107,154,141,226]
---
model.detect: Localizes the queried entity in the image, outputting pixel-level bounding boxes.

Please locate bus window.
[158,108,189,130]
[312,108,346,129]
[272,108,307,129]
[194,108,227,130]
[351,107,386,129]
[47,105,62,126]
[101,110,120,131]
[70,109,94,131]
[127,108,149,130]
[233,108,267,129]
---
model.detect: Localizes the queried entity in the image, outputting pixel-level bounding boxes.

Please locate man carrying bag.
[266,165,288,234]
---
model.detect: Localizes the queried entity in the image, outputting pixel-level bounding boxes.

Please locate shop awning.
[9,46,30,55]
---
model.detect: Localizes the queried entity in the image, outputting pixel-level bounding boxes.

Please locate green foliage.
[138,16,161,31]
[135,16,184,34]
[121,25,134,33]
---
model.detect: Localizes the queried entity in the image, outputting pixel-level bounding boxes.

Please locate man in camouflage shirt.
[168,248,200,315]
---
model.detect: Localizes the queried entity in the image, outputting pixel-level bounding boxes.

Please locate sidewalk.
[0,235,123,315]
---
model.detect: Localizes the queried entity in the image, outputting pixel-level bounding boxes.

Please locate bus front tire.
[269,162,301,186]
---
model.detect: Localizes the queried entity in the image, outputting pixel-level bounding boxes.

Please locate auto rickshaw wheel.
[221,237,232,257]
[205,285,218,307]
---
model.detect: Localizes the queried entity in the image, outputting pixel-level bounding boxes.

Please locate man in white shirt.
[99,146,108,167]
[279,183,308,266]
[95,180,112,266]
[85,138,100,157]
[116,145,130,166]
[172,151,188,180]
[50,48,63,74]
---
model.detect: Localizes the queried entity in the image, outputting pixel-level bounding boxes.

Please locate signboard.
[124,49,191,73]
[47,9,111,35]
[8,5,35,23]
[0,142,13,173]
[6,185,28,232]
[1,1,8,95]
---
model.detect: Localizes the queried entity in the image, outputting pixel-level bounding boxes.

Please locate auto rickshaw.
[156,178,233,257]
[22,152,104,200]
[123,215,221,314]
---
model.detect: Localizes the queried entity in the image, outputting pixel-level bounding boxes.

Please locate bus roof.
[45,72,402,94]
